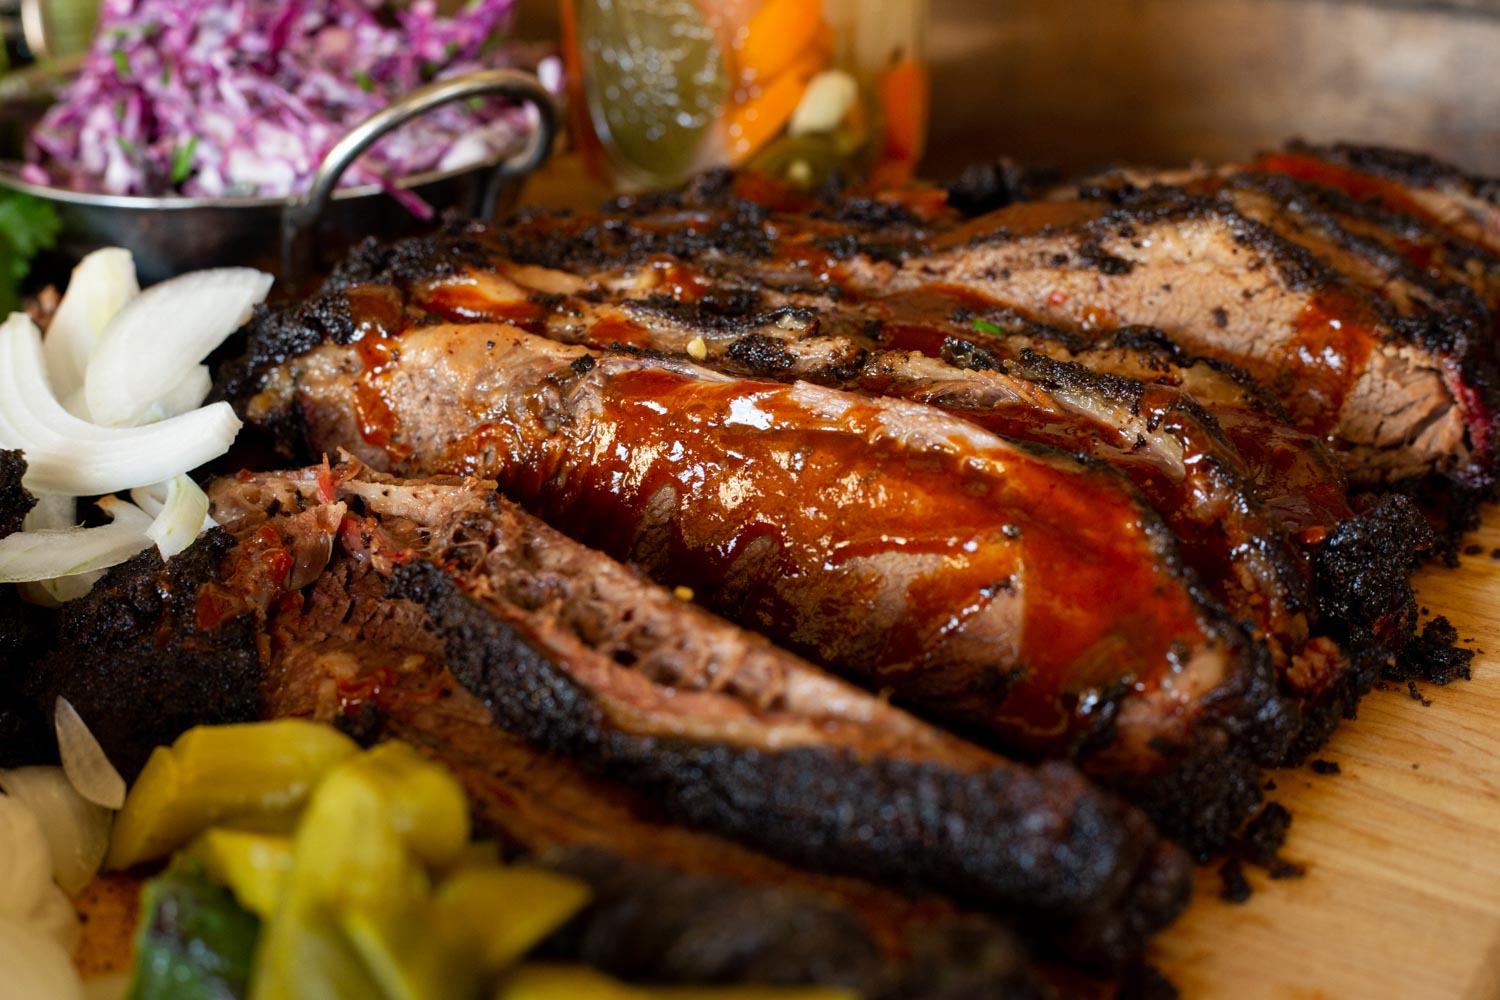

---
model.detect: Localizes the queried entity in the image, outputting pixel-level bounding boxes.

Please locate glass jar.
[560,0,928,191]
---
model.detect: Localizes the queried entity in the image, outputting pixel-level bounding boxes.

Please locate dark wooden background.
[517,0,1500,179]
[921,0,1500,178]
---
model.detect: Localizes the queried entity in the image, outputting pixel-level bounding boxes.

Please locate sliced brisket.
[207,465,1193,967]
[884,190,1496,491]
[1259,143,1500,258]
[231,323,1291,844]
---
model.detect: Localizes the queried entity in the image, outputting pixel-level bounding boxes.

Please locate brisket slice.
[208,466,1192,967]
[533,845,1058,1000]
[394,264,1345,736]
[233,322,1291,847]
[879,189,1497,490]
[1258,143,1500,258]
[244,235,1414,766]
[373,255,1321,678]
[1213,173,1495,333]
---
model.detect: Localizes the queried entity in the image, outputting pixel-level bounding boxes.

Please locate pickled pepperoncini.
[107,720,359,870]
[118,722,859,1000]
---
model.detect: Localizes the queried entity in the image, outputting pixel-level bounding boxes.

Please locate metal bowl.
[0,66,559,285]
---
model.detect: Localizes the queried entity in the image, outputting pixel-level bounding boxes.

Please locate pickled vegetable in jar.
[560,0,928,190]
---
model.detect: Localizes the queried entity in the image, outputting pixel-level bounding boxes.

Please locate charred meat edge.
[211,467,1194,968]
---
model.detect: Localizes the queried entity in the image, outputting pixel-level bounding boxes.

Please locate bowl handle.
[281,68,559,277]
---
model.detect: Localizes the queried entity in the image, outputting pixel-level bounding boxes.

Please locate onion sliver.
[0,520,152,583]
[0,795,52,917]
[17,574,100,606]
[95,495,154,532]
[145,475,211,558]
[0,767,112,895]
[55,698,127,810]
[0,313,242,496]
[42,248,139,408]
[6,498,152,593]
[0,914,84,1000]
[22,493,75,531]
[84,267,272,427]
[138,364,212,424]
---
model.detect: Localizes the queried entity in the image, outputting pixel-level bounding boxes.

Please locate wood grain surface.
[1152,508,1500,1000]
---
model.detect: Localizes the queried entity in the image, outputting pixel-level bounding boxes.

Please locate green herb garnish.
[112,49,130,76]
[171,136,200,185]
[971,318,1007,337]
[0,191,60,315]
[354,70,375,94]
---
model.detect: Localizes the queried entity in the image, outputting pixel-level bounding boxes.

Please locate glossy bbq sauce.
[344,285,415,462]
[415,274,550,331]
[1281,292,1376,441]
[444,361,1215,756]
[1250,154,1435,224]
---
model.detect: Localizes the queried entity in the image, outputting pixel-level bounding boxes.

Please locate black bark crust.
[0,451,45,764]
[535,845,1057,1000]
[1291,142,1500,205]
[1276,494,1433,762]
[1100,643,1294,862]
[1311,494,1430,649]
[1224,171,1495,325]
[390,559,1193,970]
[0,449,35,539]
[19,531,263,779]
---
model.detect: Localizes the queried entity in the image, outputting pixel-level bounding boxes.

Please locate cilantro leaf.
[971,318,1006,336]
[171,137,200,186]
[0,191,60,315]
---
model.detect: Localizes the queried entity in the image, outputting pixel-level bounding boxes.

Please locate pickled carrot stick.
[726,42,829,163]
[875,56,929,184]
[737,0,825,83]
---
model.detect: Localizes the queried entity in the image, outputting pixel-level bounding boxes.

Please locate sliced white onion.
[132,480,217,530]
[22,493,76,531]
[144,475,211,559]
[6,498,153,593]
[0,313,243,496]
[0,520,152,584]
[127,484,164,518]
[0,914,84,1000]
[14,496,97,604]
[137,364,213,424]
[42,248,140,410]
[54,698,126,811]
[83,267,273,427]
[17,574,101,607]
[0,795,52,918]
[94,495,154,532]
[0,768,112,896]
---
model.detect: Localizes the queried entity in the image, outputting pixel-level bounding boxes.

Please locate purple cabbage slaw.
[23,0,551,213]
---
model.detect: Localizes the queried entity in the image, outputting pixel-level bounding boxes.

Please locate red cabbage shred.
[24,0,544,203]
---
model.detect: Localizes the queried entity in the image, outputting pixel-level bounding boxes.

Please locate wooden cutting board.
[1151,507,1500,1000]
